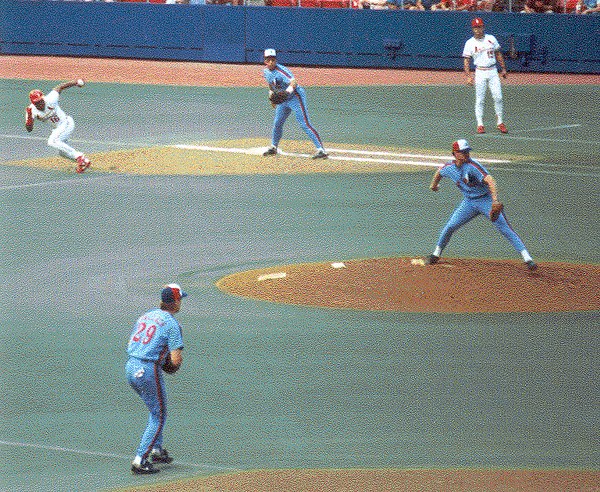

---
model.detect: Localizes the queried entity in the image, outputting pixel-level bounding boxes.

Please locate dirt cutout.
[217,257,600,312]
[120,468,600,492]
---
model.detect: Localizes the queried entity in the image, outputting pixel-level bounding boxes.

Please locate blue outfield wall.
[1,1,599,73]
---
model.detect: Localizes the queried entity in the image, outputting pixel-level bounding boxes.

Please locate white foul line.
[516,124,582,133]
[1,133,135,147]
[0,176,108,191]
[170,144,511,166]
[0,440,240,472]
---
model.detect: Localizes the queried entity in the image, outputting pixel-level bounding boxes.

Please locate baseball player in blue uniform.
[126,283,187,475]
[426,139,537,270]
[262,49,328,159]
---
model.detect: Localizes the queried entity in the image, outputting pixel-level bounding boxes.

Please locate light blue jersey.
[263,63,324,151]
[263,63,295,93]
[127,308,184,363]
[439,158,490,200]
[434,158,527,255]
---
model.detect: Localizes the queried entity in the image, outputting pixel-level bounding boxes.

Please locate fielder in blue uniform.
[262,49,328,159]
[126,283,187,475]
[426,139,537,270]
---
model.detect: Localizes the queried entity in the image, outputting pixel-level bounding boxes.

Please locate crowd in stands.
[78,0,600,12]
[352,0,600,11]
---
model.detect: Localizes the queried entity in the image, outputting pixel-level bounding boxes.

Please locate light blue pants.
[126,358,167,461]
[271,87,323,150]
[437,196,526,254]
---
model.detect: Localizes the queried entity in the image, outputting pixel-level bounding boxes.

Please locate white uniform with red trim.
[463,34,504,127]
[28,90,83,160]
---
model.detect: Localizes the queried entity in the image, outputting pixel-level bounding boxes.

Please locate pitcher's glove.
[162,353,179,374]
[490,201,504,222]
[269,90,288,105]
[25,107,34,132]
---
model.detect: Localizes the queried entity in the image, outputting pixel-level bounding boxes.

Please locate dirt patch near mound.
[119,468,600,492]
[3,139,458,175]
[217,257,600,313]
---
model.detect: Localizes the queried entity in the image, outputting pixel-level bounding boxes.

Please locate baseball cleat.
[477,125,486,134]
[75,156,91,174]
[263,146,277,156]
[150,448,174,464]
[131,461,160,475]
[525,260,538,271]
[312,150,328,159]
[497,123,508,134]
[425,254,439,265]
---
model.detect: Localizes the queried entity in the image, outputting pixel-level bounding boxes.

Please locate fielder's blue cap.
[161,283,188,303]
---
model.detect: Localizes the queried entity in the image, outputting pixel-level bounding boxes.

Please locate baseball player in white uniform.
[25,79,91,173]
[463,18,508,135]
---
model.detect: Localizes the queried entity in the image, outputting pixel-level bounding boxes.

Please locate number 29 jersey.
[127,308,184,363]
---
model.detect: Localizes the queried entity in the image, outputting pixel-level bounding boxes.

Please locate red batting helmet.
[29,89,44,104]
[471,17,484,28]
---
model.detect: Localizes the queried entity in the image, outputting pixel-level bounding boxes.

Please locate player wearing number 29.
[463,18,509,135]
[25,79,91,173]
[126,284,187,475]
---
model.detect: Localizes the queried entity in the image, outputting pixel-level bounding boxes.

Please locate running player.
[463,18,508,135]
[425,139,537,270]
[126,284,187,475]
[25,79,91,173]
[262,49,328,159]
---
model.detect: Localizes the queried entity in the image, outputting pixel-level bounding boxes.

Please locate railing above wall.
[1,1,599,73]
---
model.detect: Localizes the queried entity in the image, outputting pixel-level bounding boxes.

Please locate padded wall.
[1,1,598,73]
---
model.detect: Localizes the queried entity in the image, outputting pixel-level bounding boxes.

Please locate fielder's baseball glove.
[269,90,288,105]
[162,353,179,374]
[490,202,504,222]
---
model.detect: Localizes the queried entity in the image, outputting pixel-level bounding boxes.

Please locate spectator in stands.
[358,0,389,8]
[393,0,428,9]
[206,0,243,4]
[553,0,578,11]
[521,0,555,11]
[579,0,600,12]
[430,0,452,9]
[431,0,476,9]
[476,0,498,10]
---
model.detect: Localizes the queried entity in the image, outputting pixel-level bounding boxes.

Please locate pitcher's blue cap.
[161,283,188,303]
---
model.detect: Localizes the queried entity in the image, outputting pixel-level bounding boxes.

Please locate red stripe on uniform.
[142,363,166,461]
[296,94,323,147]
[468,160,488,177]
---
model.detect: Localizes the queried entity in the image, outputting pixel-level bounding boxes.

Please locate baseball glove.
[269,90,288,105]
[162,353,179,374]
[25,107,34,132]
[490,201,504,222]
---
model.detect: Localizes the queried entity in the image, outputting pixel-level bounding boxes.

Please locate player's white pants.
[47,115,82,161]
[474,68,503,126]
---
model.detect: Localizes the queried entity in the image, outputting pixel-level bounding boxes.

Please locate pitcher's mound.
[216,257,600,313]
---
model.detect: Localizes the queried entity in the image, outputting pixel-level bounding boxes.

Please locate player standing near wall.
[25,79,92,173]
[262,49,328,159]
[463,18,509,135]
